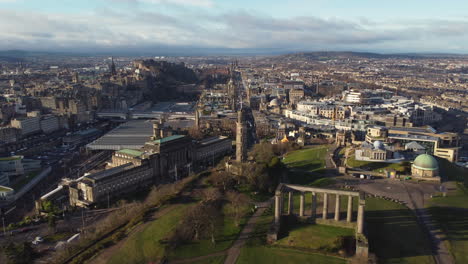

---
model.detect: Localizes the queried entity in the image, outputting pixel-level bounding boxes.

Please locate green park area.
[282,146,329,185]
[237,208,347,264]
[106,201,247,264]
[168,205,246,260]
[107,204,191,264]
[366,198,434,264]
[429,183,468,264]
[346,154,410,174]
[275,224,354,250]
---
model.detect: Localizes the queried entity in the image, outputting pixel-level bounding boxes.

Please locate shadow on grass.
[287,161,324,172]
[429,206,468,242]
[366,208,435,260]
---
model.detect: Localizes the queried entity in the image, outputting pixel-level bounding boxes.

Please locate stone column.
[322,193,328,219]
[347,196,353,222]
[275,192,281,224]
[357,198,365,233]
[311,192,317,220]
[335,194,340,221]
[288,191,294,215]
[299,192,305,217]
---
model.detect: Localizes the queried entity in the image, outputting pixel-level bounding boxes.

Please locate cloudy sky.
[1,0,468,54]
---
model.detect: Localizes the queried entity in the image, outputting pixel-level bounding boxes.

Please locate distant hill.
[279,51,468,60]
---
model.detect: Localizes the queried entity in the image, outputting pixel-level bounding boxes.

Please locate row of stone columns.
[274,190,365,234]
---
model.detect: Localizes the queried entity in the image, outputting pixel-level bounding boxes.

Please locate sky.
[1,0,468,54]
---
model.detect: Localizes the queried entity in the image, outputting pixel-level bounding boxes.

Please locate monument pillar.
[275,192,281,224]
[311,192,317,220]
[288,191,293,215]
[322,193,328,219]
[357,198,365,233]
[299,192,305,217]
[347,196,353,222]
[335,194,340,221]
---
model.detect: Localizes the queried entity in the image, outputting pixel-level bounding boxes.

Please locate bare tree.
[208,171,235,191]
[226,191,251,227]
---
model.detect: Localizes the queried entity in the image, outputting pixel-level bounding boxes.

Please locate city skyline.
[1,0,468,54]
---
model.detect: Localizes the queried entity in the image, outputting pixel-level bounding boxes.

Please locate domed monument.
[411,154,439,178]
[373,140,384,150]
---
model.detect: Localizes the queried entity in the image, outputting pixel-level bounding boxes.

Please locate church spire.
[110,57,117,76]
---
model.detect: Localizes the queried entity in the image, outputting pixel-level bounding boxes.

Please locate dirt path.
[223,200,272,264]
[88,205,178,264]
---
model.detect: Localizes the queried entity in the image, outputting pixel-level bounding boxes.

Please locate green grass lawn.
[366,198,434,264]
[168,205,248,260]
[276,224,354,250]
[190,255,226,264]
[237,246,346,264]
[282,146,329,185]
[346,155,409,173]
[107,204,190,264]
[236,207,346,264]
[429,183,468,264]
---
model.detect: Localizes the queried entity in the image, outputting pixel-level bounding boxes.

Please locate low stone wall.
[315,218,357,229]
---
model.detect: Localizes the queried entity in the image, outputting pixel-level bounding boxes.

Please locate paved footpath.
[356,179,454,264]
[223,200,272,264]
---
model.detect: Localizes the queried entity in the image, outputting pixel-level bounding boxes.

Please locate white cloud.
[0,8,468,53]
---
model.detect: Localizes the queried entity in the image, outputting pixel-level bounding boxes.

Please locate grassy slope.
[429,183,468,264]
[189,255,226,264]
[282,146,328,185]
[168,205,248,260]
[276,224,354,249]
[236,207,346,264]
[107,204,190,264]
[347,155,408,173]
[366,198,434,264]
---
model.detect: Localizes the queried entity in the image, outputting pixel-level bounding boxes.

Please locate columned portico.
[322,193,328,219]
[347,195,353,222]
[272,183,365,233]
[311,192,317,220]
[334,194,340,221]
[299,192,305,217]
[269,183,368,258]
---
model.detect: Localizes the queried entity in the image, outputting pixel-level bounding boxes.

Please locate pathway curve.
[88,205,179,264]
[223,200,272,264]
[355,179,454,264]
[401,181,454,264]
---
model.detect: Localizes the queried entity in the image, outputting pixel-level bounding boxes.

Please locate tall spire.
[110,57,117,76]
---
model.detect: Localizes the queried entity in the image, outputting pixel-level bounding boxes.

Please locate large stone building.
[195,136,232,166]
[69,162,153,207]
[388,127,460,162]
[411,154,439,178]
[10,116,41,136]
[67,120,234,207]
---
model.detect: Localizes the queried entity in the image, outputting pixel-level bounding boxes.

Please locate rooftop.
[116,149,143,157]
[0,185,14,192]
[413,154,438,171]
[86,163,135,182]
[87,120,154,151]
[153,135,185,144]
[0,156,22,161]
